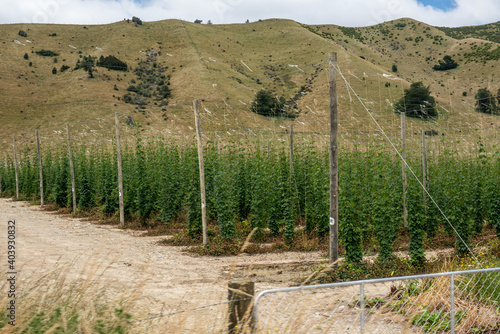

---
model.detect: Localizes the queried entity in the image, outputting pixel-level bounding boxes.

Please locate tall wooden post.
[401,112,408,227]
[66,123,77,213]
[422,130,427,208]
[329,52,339,265]
[36,130,44,206]
[115,113,125,227]
[267,139,270,159]
[289,123,294,176]
[194,100,208,246]
[13,135,19,199]
[215,131,220,154]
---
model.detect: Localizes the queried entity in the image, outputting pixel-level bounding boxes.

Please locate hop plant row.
[0,136,499,265]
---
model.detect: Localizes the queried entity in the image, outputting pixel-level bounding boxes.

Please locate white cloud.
[0,0,498,27]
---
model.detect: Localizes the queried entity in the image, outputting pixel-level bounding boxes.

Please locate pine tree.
[394,82,437,119]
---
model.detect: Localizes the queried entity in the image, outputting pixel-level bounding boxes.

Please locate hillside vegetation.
[436,21,500,44]
[0,18,499,150]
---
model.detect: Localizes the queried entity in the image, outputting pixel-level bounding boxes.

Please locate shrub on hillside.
[123,54,171,104]
[74,55,97,78]
[394,82,437,119]
[18,30,27,37]
[475,88,498,114]
[36,50,60,57]
[251,89,295,118]
[132,16,142,25]
[96,55,128,71]
[433,55,458,71]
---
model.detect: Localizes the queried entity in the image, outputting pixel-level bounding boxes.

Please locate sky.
[0,0,499,27]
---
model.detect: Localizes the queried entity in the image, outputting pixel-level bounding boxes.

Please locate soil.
[0,198,460,333]
[0,198,325,332]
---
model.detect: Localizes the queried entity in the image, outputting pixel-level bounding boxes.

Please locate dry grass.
[0,18,498,155]
[0,256,228,333]
[0,257,141,333]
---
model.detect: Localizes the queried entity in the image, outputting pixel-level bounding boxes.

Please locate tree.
[392,64,398,72]
[497,88,500,106]
[36,50,59,57]
[75,55,97,78]
[52,67,57,75]
[433,55,458,71]
[207,20,213,25]
[245,19,250,23]
[96,55,128,71]
[194,19,203,24]
[251,89,291,117]
[132,16,142,25]
[475,88,497,114]
[18,30,27,37]
[394,82,437,119]
[23,53,29,60]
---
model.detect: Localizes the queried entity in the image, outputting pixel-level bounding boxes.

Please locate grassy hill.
[0,18,498,151]
[436,21,500,44]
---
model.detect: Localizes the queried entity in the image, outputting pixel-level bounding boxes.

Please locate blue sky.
[418,0,457,11]
[0,0,499,27]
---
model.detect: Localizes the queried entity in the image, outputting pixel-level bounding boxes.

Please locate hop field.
[1,134,499,265]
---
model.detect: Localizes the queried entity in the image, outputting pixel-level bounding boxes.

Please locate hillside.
[436,21,500,44]
[0,18,499,151]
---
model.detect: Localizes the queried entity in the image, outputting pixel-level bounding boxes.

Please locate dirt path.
[0,198,324,332]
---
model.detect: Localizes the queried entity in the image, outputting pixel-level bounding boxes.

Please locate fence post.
[422,130,427,208]
[115,112,125,227]
[215,131,220,154]
[267,139,270,159]
[401,112,408,228]
[289,123,294,176]
[360,282,365,334]
[66,123,77,213]
[329,51,339,265]
[228,279,255,332]
[13,135,19,199]
[450,273,455,333]
[36,130,44,207]
[193,99,208,246]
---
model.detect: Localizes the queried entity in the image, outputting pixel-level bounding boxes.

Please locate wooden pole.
[13,135,19,199]
[66,123,77,213]
[115,112,125,227]
[193,99,208,246]
[289,123,294,176]
[329,52,339,265]
[267,139,270,159]
[422,130,427,208]
[36,130,44,207]
[215,131,220,154]
[228,279,255,332]
[401,112,408,228]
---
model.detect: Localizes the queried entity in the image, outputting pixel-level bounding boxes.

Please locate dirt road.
[0,198,324,332]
